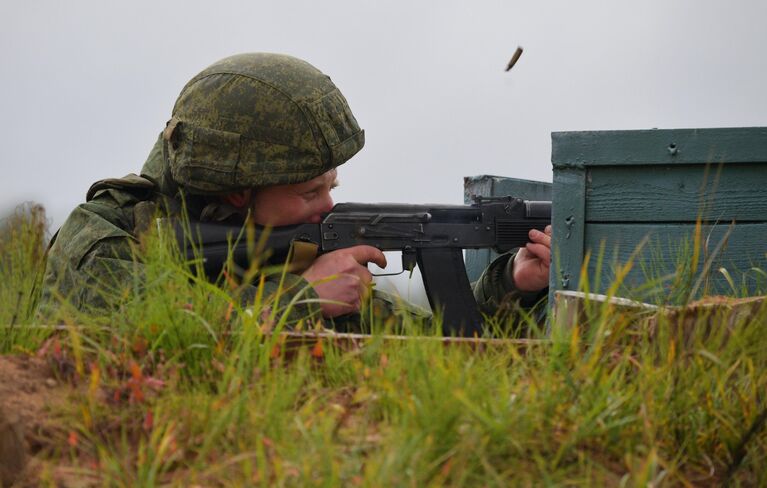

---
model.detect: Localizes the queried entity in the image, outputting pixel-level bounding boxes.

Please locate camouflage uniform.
[38,53,546,327]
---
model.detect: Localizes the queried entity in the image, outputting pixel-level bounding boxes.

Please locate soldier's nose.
[320,193,334,213]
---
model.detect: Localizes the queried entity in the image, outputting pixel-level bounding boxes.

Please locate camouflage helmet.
[162,53,364,194]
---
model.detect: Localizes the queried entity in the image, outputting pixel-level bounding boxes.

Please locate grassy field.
[1,206,766,487]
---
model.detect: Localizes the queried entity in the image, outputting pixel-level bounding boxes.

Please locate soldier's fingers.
[336,274,364,305]
[350,274,370,308]
[345,245,387,268]
[525,243,551,266]
[528,228,552,248]
[514,246,530,261]
[354,268,373,286]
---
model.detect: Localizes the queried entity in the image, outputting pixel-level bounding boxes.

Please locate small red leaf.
[311,340,324,358]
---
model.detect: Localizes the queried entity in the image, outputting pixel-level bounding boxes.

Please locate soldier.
[37,53,551,327]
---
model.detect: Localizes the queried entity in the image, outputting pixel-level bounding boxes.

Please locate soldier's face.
[247,169,338,226]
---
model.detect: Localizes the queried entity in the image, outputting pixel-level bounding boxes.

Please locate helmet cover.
[164,53,364,194]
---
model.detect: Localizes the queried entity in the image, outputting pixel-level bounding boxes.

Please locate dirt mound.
[0,354,71,486]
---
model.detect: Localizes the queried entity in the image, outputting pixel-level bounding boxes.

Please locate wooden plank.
[552,291,767,342]
[583,222,767,298]
[13,325,545,354]
[273,330,544,355]
[491,177,552,201]
[463,175,552,282]
[463,175,552,203]
[585,163,767,222]
[550,168,586,303]
[552,127,767,168]
[463,175,494,203]
[652,295,767,341]
[552,291,659,330]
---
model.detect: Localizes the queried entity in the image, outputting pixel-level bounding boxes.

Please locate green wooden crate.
[550,127,767,303]
[463,175,552,282]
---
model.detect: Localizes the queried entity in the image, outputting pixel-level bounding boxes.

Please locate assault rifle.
[175,196,551,337]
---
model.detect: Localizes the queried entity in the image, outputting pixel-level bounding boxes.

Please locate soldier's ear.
[222,189,252,209]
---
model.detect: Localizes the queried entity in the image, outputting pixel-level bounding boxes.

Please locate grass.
[0,203,50,352]
[1,206,766,486]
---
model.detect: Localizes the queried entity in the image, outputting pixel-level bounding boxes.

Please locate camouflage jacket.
[38,137,546,327]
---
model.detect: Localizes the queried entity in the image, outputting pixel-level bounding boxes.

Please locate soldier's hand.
[301,246,387,318]
[512,225,552,292]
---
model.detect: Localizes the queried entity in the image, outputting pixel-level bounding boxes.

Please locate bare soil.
[0,354,78,487]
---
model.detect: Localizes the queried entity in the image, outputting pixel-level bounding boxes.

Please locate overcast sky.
[3,0,766,227]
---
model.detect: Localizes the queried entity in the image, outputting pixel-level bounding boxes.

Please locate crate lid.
[552,127,767,168]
